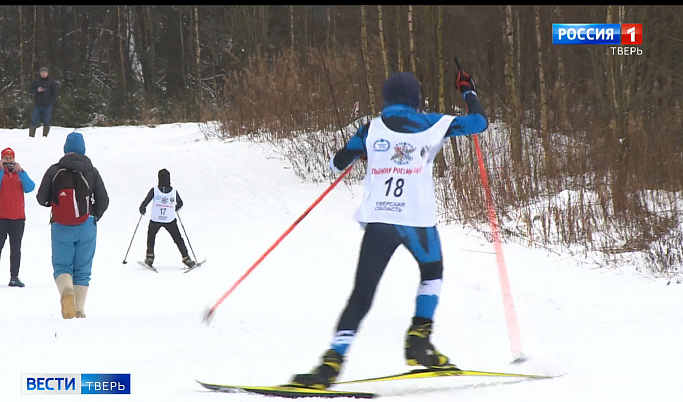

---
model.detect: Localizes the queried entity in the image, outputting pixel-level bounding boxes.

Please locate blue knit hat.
[64,132,86,155]
[382,72,421,108]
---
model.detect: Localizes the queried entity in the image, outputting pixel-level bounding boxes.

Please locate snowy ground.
[1,123,683,401]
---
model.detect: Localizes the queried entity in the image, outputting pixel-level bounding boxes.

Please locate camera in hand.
[3,162,15,172]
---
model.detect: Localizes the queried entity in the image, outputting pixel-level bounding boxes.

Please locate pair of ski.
[137,259,206,273]
[197,366,558,399]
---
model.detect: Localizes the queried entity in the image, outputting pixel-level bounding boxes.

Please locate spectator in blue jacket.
[36,132,109,319]
[291,70,488,389]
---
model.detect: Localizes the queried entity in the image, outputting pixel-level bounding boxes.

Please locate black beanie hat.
[158,169,171,187]
[382,72,421,109]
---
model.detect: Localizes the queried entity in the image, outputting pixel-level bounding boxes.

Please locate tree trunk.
[19,6,25,93]
[361,5,376,115]
[396,6,403,72]
[441,6,462,168]
[117,6,127,112]
[378,5,389,79]
[607,5,622,145]
[290,6,295,54]
[437,5,445,114]
[179,8,186,91]
[260,6,268,47]
[535,6,553,180]
[503,5,522,166]
[32,6,37,73]
[194,5,202,109]
[325,6,331,52]
[553,6,568,132]
[433,5,447,177]
[408,5,416,74]
[606,5,627,214]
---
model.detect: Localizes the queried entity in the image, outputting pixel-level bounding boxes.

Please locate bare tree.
[290,6,295,54]
[194,5,201,108]
[378,5,389,79]
[535,6,553,179]
[553,6,568,131]
[437,5,445,113]
[325,6,331,52]
[396,6,403,72]
[117,6,127,111]
[19,6,25,92]
[32,6,36,73]
[503,5,522,166]
[360,5,376,115]
[408,5,416,73]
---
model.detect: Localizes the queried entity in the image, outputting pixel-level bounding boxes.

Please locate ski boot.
[182,256,196,268]
[405,316,455,369]
[144,254,154,266]
[290,349,344,390]
[8,276,25,287]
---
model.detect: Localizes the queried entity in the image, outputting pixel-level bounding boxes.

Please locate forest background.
[0,5,681,277]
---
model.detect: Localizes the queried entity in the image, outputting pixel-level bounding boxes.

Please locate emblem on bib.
[373,139,390,152]
[390,142,416,165]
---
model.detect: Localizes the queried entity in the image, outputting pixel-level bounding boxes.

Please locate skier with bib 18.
[290,68,488,389]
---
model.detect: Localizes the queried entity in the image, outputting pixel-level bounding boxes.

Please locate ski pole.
[177,211,198,263]
[122,214,143,264]
[202,162,356,325]
[456,55,526,363]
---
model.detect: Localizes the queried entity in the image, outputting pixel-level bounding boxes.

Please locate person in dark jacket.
[29,67,59,138]
[36,132,109,319]
[0,147,35,287]
[139,169,196,269]
[291,70,488,389]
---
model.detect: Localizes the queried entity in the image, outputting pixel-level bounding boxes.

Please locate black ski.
[183,258,206,273]
[137,261,159,273]
[197,367,558,399]
[196,381,375,399]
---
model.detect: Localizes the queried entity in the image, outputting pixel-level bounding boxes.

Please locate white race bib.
[355,115,455,227]
[150,187,177,223]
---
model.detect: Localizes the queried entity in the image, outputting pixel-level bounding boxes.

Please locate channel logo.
[21,373,130,395]
[553,23,642,45]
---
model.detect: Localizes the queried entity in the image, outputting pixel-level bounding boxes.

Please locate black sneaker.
[8,277,25,287]
[405,317,454,368]
[290,349,344,390]
[182,256,196,268]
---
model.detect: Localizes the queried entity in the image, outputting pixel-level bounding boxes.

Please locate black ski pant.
[146,219,189,258]
[335,222,444,332]
[0,219,26,278]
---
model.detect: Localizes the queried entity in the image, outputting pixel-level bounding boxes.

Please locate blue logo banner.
[553,23,621,45]
[81,374,131,394]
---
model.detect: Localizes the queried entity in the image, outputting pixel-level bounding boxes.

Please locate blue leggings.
[51,217,97,286]
[331,223,444,355]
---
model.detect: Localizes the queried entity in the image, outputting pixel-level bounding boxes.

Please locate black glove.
[456,70,476,94]
[139,206,146,215]
[175,205,181,212]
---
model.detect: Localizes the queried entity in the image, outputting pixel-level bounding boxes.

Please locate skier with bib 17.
[139,169,195,269]
[290,68,488,389]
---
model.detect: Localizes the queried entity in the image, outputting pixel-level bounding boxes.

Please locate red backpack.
[51,168,91,225]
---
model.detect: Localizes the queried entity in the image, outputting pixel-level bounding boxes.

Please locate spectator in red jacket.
[0,147,36,287]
